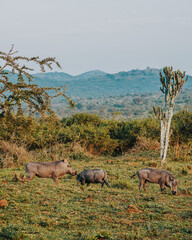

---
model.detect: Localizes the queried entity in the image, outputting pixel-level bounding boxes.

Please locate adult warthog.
[131,168,177,195]
[77,169,110,188]
[25,159,77,184]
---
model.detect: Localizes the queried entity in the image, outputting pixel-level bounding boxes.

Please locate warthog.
[131,168,177,195]
[77,169,110,188]
[25,159,77,184]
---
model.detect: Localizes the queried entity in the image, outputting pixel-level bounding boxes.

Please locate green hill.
[33,68,192,98]
[2,68,191,118]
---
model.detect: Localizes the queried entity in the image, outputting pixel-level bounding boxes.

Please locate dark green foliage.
[63,113,102,126]
[60,114,118,155]
[0,225,26,240]
[109,117,160,153]
[0,110,191,158]
[160,67,188,105]
[0,113,61,149]
[171,109,192,144]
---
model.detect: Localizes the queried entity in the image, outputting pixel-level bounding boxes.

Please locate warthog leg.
[143,181,147,192]
[139,180,147,192]
[139,182,142,191]
[160,184,166,193]
[139,181,144,191]
[52,173,59,184]
[81,178,85,186]
[94,180,105,188]
[104,180,110,188]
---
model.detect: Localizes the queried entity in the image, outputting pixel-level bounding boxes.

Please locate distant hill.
[73,70,107,80]
[3,68,191,119]
[32,68,192,98]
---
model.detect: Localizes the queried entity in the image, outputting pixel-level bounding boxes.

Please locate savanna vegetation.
[0,47,191,239]
[0,110,192,166]
[0,147,191,239]
[0,110,192,239]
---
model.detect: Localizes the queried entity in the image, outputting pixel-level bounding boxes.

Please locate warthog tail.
[130,173,137,178]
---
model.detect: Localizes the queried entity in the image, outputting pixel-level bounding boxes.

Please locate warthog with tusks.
[131,168,177,195]
[77,169,110,188]
[25,159,77,183]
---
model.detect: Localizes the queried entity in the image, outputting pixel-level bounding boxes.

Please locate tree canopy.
[0,45,74,117]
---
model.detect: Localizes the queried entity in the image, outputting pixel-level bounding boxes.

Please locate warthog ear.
[61,159,68,163]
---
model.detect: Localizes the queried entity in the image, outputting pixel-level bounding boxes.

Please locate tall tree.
[153,66,188,165]
[0,45,74,117]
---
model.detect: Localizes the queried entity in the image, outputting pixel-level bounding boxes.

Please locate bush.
[171,109,192,144]
[62,113,102,126]
[0,111,192,160]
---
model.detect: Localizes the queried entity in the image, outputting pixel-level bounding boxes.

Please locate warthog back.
[26,159,77,183]
[77,169,110,188]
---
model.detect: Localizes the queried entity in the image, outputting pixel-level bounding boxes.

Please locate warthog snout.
[69,169,77,176]
[169,178,177,195]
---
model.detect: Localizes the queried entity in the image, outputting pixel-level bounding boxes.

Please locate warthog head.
[169,176,177,195]
[67,168,77,176]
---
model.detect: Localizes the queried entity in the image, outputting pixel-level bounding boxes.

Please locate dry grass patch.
[132,136,160,152]
[0,140,34,168]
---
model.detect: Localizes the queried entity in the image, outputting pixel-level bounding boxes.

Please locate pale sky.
[1,0,192,75]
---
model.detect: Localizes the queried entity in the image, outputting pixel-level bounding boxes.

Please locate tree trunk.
[161,107,173,165]
[160,120,166,160]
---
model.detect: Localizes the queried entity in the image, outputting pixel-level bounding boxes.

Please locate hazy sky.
[1,0,192,75]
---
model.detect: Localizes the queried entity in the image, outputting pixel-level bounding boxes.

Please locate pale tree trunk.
[160,120,166,160]
[161,107,174,165]
[156,67,188,165]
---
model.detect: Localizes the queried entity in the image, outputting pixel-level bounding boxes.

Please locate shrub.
[0,111,191,160]
[62,113,102,126]
[171,109,192,144]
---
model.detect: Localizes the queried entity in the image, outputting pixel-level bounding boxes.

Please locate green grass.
[0,151,191,240]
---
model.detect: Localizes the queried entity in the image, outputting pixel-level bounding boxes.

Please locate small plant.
[142,195,155,201]
[83,231,112,240]
[181,168,188,176]
[94,231,111,240]
[112,180,133,190]
[0,225,26,240]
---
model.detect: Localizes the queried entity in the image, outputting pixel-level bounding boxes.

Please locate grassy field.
[0,150,191,240]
